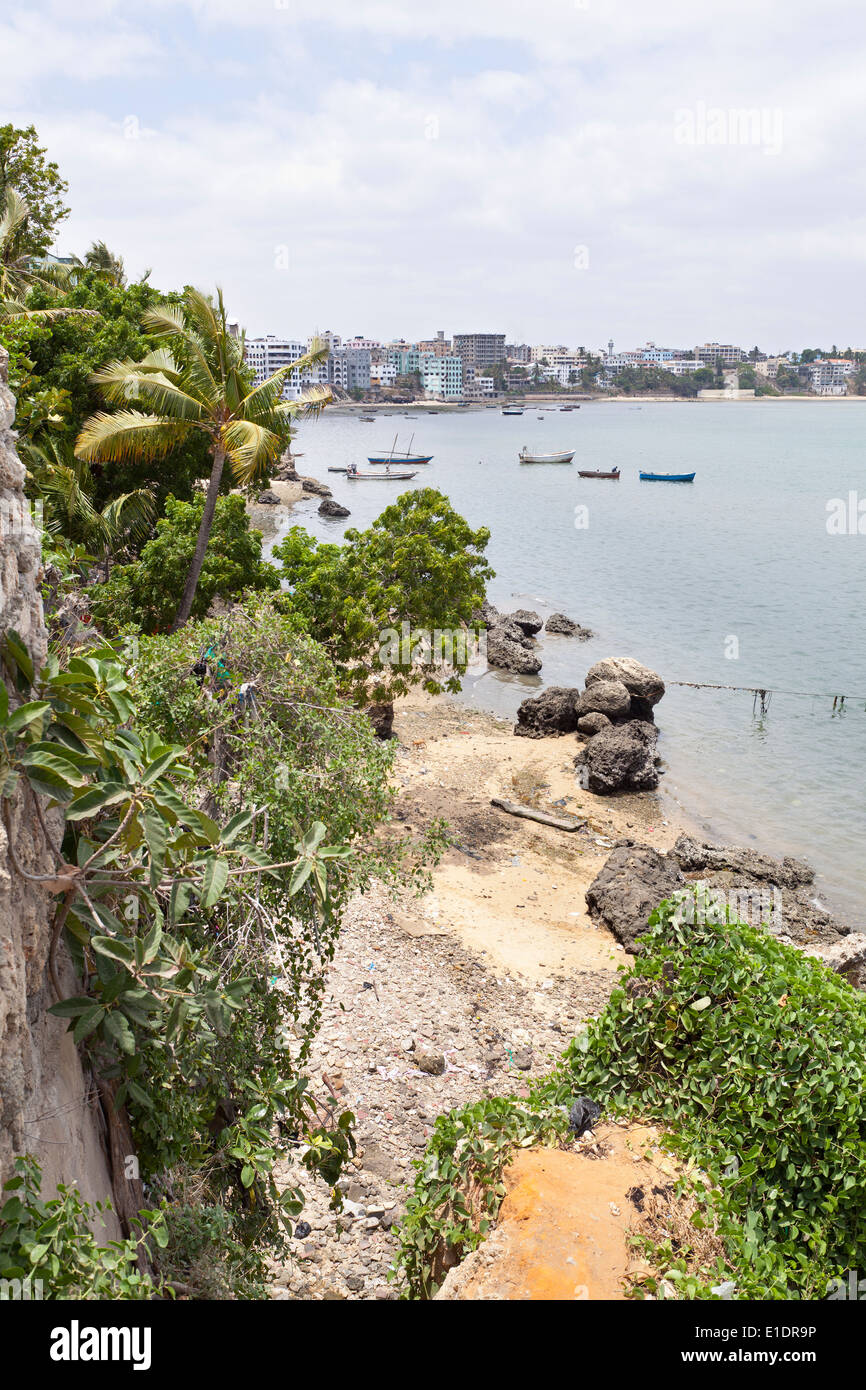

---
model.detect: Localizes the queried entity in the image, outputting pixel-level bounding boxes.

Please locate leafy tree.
[76,287,330,629]
[89,493,279,633]
[0,124,69,257]
[274,488,493,704]
[0,189,91,324]
[738,365,758,389]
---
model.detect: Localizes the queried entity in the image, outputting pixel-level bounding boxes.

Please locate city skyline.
[6,0,865,345]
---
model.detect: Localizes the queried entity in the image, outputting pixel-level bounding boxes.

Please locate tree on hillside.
[89,493,279,632]
[78,241,127,287]
[274,488,493,705]
[0,124,69,257]
[5,273,215,512]
[0,189,93,323]
[76,287,331,629]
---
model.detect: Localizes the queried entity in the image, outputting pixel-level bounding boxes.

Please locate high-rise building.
[694,342,746,365]
[453,333,506,367]
[244,336,329,401]
[329,347,372,393]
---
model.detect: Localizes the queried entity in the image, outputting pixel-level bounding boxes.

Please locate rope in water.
[668,680,866,714]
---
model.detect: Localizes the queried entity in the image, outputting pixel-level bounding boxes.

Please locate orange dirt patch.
[435,1122,684,1301]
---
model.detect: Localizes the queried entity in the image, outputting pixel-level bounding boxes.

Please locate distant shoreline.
[327,393,866,414]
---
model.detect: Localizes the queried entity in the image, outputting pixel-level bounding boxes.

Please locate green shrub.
[0,1156,163,1300]
[395,891,866,1300]
[90,494,278,633]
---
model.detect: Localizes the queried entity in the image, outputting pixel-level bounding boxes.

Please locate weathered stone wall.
[0,345,118,1230]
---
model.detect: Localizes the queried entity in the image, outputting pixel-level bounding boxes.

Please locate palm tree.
[0,188,97,323]
[22,437,155,578]
[69,240,127,288]
[75,287,331,629]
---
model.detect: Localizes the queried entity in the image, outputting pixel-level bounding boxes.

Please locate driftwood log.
[490,797,585,832]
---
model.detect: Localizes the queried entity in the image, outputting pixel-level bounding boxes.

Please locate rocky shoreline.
[270,683,859,1300]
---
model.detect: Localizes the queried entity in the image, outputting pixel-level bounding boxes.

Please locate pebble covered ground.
[269,883,612,1300]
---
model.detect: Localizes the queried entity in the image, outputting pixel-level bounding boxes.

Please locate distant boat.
[368,453,433,464]
[359,414,375,422]
[640,471,695,482]
[347,469,417,480]
[368,431,432,465]
[578,468,620,479]
[519,447,575,465]
[502,406,524,416]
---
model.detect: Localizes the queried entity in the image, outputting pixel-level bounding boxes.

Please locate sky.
[4,0,866,350]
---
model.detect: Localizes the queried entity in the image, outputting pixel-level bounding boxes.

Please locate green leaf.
[139,749,179,786]
[91,936,135,965]
[64,782,129,820]
[200,857,229,909]
[103,1011,136,1055]
[72,1004,105,1043]
[47,996,97,1019]
[5,701,50,735]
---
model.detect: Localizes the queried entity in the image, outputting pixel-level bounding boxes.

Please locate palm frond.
[221,419,282,485]
[75,410,193,462]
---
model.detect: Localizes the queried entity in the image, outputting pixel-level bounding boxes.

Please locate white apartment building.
[809,359,855,393]
[244,336,330,401]
[695,342,746,366]
[530,344,570,363]
[342,336,381,351]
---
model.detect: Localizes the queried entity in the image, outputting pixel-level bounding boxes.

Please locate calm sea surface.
[273,401,866,925]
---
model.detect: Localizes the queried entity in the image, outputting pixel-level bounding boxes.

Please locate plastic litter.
[568,1096,602,1136]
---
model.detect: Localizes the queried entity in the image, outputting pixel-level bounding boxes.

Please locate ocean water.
[273,401,866,925]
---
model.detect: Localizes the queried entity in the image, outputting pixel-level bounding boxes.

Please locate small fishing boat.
[519,447,575,465]
[502,406,524,416]
[359,414,375,422]
[368,431,433,465]
[347,469,418,480]
[368,454,433,464]
[578,468,620,479]
[639,471,695,483]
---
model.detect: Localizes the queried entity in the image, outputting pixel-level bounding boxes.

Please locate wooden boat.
[519,447,574,465]
[368,431,433,465]
[578,468,620,479]
[329,466,417,478]
[346,469,417,480]
[640,471,695,483]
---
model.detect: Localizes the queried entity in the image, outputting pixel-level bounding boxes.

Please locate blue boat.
[639,471,695,483]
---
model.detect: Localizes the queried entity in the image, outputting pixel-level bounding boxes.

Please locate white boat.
[502,406,524,416]
[518,447,575,465]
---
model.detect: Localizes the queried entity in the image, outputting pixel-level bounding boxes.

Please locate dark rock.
[544,612,592,638]
[574,720,659,794]
[585,843,685,952]
[628,696,656,723]
[576,678,632,720]
[585,657,665,706]
[318,497,350,517]
[576,711,611,737]
[257,489,281,504]
[473,600,500,629]
[513,686,581,738]
[508,608,543,635]
[670,834,813,888]
[299,475,332,497]
[367,702,394,740]
[487,623,542,674]
[511,1047,533,1070]
[545,612,577,635]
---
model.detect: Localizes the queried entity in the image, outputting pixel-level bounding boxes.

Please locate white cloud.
[5,0,866,346]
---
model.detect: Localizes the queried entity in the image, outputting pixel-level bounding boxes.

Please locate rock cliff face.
[0,346,117,1229]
